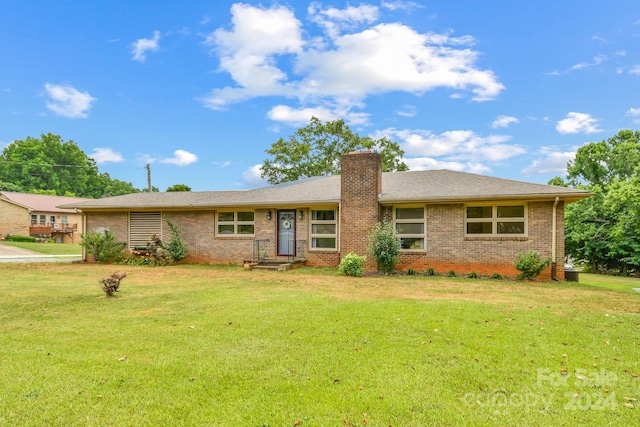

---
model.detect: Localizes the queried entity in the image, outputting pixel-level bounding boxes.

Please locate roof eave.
[379,192,593,205]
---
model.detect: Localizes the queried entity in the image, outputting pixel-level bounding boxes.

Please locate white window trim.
[465,202,528,237]
[309,209,337,251]
[216,210,255,237]
[394,206,426,252]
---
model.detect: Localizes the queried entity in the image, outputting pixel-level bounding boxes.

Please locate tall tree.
[166,184,192,192]
[0,133,140,198]
[261,117,408,184]
[562,130,640,273]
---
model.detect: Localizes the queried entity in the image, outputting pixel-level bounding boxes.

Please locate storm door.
[277,210,296,256]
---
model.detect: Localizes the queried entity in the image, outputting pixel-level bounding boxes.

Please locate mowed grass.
[580,272,640,293]
[0,241,81,255]
[1,264,638,426]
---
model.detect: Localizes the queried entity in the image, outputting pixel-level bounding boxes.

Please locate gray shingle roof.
[58,170,590,210]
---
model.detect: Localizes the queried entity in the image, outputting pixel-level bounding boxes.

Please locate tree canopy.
[558,129,640,274]
[166,184,192,192]
[0,133,140,198]
[261,117,408,185]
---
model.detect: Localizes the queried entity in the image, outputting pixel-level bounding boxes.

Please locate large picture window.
[217,211,255,236]
[466,204,526,236]
[310,210,337,249]
[395,207,425,250]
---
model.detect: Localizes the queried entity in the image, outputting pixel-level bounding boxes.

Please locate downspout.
[551,197,559,281]
[81,211,87,262]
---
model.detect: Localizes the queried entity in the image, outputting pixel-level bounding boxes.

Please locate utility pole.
[145,163,152,192]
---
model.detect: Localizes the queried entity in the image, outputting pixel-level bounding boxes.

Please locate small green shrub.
[448,270,457,277]
[407,268,416,276]
[81,230,126,263]
[338,252,367,277]
[367,220,401,274]
[467,271,478,279]
[5,235,36,242]
[163,217,188,263]
[425,267,435,276]
[514,249,551,280]
[490,272,503,280]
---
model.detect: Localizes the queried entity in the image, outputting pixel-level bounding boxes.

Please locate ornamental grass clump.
[367,220,402,274]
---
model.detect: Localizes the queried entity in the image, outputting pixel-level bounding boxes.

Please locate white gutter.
[552,197,559,280]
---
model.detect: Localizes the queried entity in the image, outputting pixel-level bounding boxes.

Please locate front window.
[395,207,425,250]
[310,210,337,249]
[61,215,68,224]
[466,204,526,236]
[217,211,255,236]
[31,214,37,224]
[39,215,46,224]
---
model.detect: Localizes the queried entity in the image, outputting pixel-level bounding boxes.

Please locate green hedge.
[5,235,37,242]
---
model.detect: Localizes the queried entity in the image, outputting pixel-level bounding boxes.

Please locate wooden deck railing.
[29,223,78,235]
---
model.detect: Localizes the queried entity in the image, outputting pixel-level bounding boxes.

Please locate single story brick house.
[60,152,590,279]
[0,192,90,243]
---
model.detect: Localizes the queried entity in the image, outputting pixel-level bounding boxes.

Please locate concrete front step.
[244,258,306,272]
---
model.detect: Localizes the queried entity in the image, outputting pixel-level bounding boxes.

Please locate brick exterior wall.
[0,200,29,238]
[383,201,565,280]
[339,152,382,269]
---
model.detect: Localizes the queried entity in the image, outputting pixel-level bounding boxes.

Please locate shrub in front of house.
[81,230,126,263]
[367,220,401,274]
[338,252,367,277]
[514,249,551,280]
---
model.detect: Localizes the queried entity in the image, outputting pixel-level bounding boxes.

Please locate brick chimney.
[340,151,382,268]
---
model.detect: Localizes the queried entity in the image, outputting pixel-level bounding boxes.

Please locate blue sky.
[1,1,639,192]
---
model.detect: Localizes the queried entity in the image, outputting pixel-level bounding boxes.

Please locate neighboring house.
[0,192,91,243]
[60,152,591,279]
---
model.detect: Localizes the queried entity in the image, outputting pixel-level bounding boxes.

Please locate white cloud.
[571,55,606,70]
[131,30,160,62]
[404,157,490,174]
[267,104,369,126]
[202,4,504,112]
[381,1,424,12]
[213,160,232,168]
[372,127,525,175]
[627,107,640,123]
[396,104,417,117]
[242,164,268,187]
[378,128,524,162]
[522,148,575,175]
[556,112,602,134]
[159,149,198,166]
[43,83,96,118]
[90,148,124,164]
[591,33,607,43]
[308,3,380,39]
[491,115,519,129]
[629,65,640,75]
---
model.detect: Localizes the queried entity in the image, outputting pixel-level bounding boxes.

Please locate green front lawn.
[579,272,640,293]
[1,264,638,426]
[0,241,81,255]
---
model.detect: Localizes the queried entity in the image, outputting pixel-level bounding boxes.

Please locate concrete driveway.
[0,243,41,256]
[0,243,82,263]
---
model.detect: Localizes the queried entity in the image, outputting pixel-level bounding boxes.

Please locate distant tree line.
[0,133,141,197]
